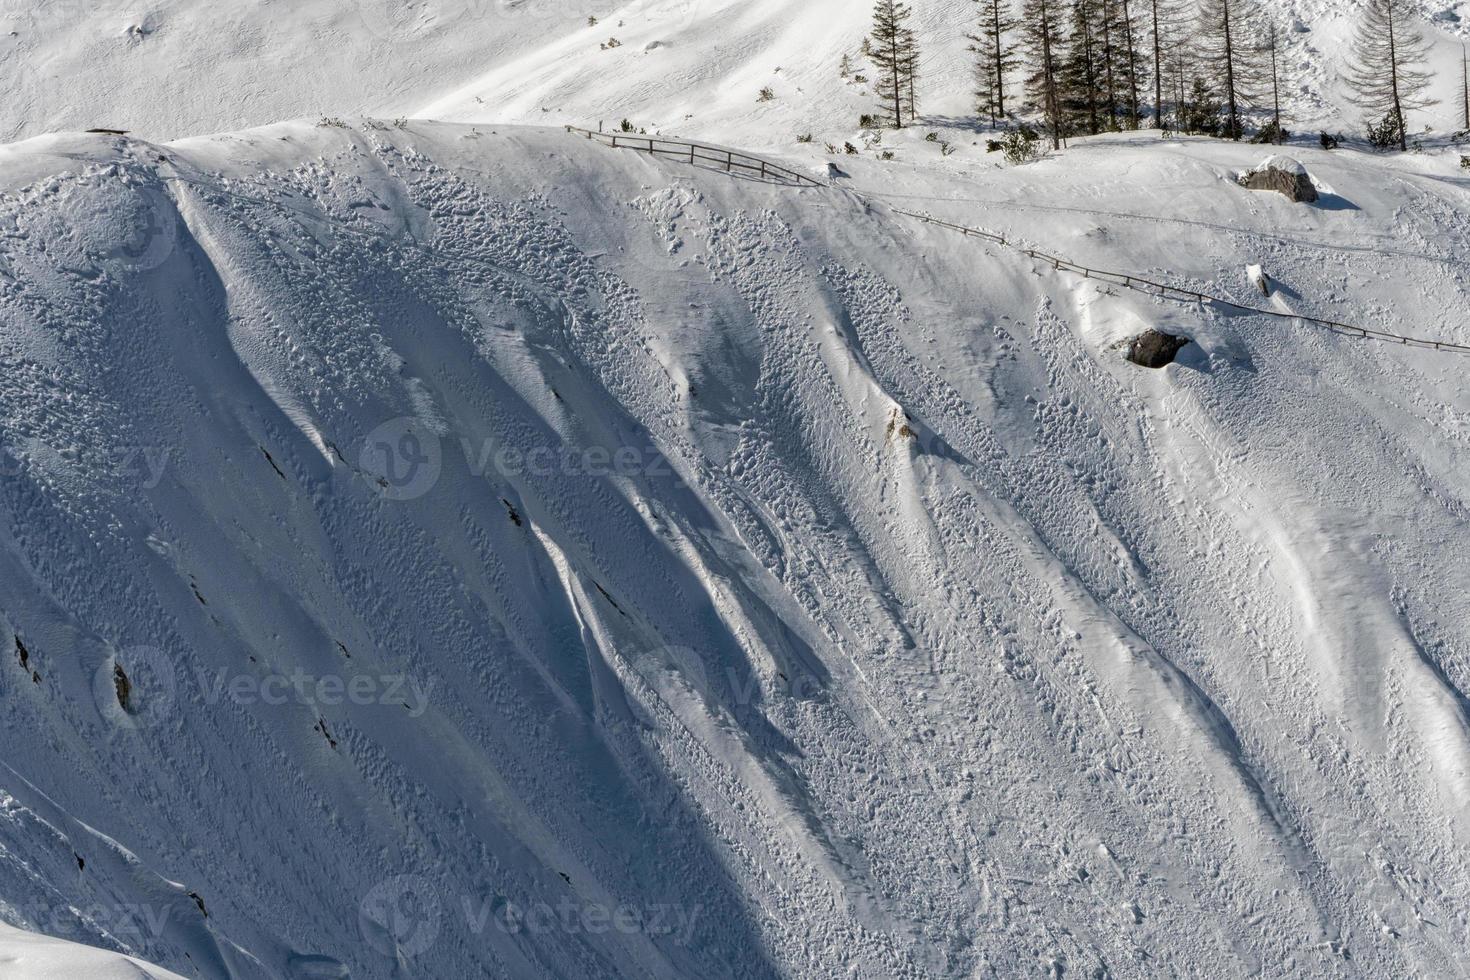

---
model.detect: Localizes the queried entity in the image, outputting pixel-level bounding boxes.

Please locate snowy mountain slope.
[0,119,1467,977]
[4,0,1470,145]
[421,0,1470,144]
[0,921,189,979]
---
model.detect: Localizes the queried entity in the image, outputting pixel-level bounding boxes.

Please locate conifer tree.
[870,0,920,127]
[969,0,1021,125]
[1196,0,1263,139]
[1063,0,1105,134]
[1022,0,1069,147]
[1147,0,1183,127]
[1344,0,1436,151]
[1261,19,1286,140]
[1114,0,1145,127]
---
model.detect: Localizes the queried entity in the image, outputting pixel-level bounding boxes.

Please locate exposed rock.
[114,663,132,711]
[1127,330,1190,368]
[1241,155,1318,202]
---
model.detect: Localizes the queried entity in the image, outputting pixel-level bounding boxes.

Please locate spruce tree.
[1196,0,1263,139]
[1148,0,1183,127]
[969,0,1021,125]
[1022,0,1069,148]
[870,0,919,128]
[1063,0,1105,135]
[1114,0,1145,128]
[1344,0,1435,151]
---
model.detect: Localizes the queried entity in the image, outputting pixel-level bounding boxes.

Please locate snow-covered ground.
[4,0,1470,143]
[0,116,1467,977]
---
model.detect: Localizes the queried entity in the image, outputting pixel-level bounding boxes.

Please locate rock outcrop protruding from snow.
[1241,156,1318,202]
[1127,329,1190,367]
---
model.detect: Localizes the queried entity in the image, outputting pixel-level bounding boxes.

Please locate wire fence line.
[883,207,1470,353]
[571,127,1470,355]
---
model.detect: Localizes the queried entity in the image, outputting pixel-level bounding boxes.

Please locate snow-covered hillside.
[4,0,1470,144]
[0,118,1467,977]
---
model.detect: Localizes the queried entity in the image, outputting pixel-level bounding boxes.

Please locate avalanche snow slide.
[0,121,1467,978]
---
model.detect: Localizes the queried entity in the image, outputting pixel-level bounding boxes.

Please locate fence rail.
[565,126,822,187]
[569,126,1470,355]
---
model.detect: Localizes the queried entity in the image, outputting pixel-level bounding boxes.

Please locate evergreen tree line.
[867,0,1450,152]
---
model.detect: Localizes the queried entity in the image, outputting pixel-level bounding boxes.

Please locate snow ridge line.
[568,127,1470,355]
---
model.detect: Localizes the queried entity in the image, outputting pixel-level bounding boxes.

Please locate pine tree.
[969,0,1021,125]
[1022,0,1069,148]
[1462,43,1469,130]
[1196,0,1263,139]
[1261,19,1286,139]
[1147,0,1184,127]
[1063,0,1105,135]
[870,0,919,128]
[1344,0,1436,151]
[1113,0,1145,127]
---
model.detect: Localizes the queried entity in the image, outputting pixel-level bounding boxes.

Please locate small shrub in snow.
[1251,120,1289,145]
[1319,131,1339,150]
[757,86,775,102]
[858,113,880,129]
[796,133,813,143]
[998,126,1044,166]
[317,117,348,128]
[878,150,895,160]
[843,141,858,155]
[1461,155,1470,170]
[587,15,597,26]
[852,73,868,83]
[619,118,636,132]
[839,54,852,77]
[600,37,621,49]
[1365,111,1404,151]
[824,142,837,153]
[924,131,938,142]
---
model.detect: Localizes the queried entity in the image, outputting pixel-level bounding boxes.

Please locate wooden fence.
[565,126,822,187]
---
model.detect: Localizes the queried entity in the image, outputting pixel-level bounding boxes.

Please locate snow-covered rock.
[1242,155,1319,201]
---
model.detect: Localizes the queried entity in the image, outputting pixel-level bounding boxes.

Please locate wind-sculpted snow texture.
[0,122,1467,978]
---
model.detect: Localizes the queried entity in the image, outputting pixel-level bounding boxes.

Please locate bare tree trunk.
[1151,0,1165,126]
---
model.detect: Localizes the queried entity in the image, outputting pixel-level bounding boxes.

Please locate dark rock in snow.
[114,663,132,711]
[1241,156,1318,202]
[1127,330,1190,368]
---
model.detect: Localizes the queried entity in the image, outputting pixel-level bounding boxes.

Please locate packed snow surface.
[0,119,1467,977]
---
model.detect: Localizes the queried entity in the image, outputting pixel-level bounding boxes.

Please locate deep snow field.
[1,0,1470,976]
[0,115,1466,978]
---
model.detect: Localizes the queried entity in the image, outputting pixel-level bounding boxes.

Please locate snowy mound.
[1251,154,1309,176]
[0,121,1467,977]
